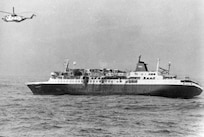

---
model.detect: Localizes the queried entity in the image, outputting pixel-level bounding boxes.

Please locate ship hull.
[27,83,202,99]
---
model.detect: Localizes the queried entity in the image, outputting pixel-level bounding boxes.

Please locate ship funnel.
[135,55,148,71]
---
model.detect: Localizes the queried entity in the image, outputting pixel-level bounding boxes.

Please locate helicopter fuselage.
[2,14,24,22]
[1,7,36,23]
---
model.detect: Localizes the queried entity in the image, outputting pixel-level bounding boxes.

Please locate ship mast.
[64,59,69,72]
[156,58,160,73]
[168,62,171,74]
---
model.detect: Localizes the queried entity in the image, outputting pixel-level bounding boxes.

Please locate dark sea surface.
[0,75,204,137]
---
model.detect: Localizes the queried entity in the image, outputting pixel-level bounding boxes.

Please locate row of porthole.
[55,80,82,83]
[134,73,156,76]
[89,80,123,83]
[149,73,156,75]
[55,79,125,83]
[143,77,155,80]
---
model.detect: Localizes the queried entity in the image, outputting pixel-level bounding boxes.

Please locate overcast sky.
[0,0,203,81]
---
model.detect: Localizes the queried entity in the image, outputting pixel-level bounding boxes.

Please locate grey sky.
[0,0,203,81]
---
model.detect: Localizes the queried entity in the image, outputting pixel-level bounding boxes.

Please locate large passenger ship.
[26,56,203,98]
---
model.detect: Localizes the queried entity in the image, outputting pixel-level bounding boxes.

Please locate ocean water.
[0,75,204,137]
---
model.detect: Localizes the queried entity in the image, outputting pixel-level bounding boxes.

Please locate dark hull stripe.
[27,84,202,99]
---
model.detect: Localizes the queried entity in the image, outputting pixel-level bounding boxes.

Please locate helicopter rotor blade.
[0,11,12,14]
[17,11,34,14]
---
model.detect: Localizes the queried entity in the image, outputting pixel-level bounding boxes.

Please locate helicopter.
[0,7,36,22]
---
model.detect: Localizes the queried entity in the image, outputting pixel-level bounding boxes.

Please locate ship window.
[136,77,140,80]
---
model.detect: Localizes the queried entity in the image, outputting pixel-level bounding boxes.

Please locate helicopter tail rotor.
[30,14,36,19]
